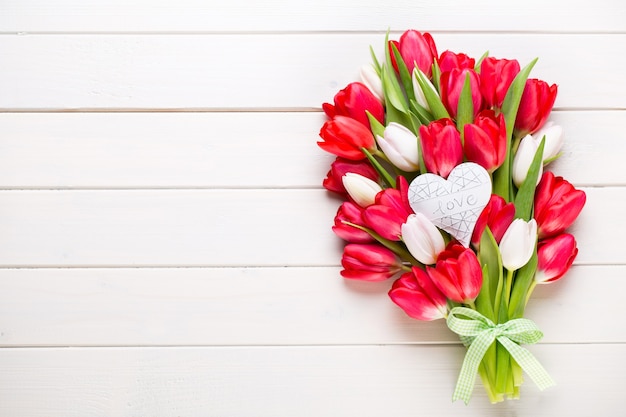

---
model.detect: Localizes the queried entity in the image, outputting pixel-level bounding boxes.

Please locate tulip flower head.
[332,201,373,243]
[318,115,376,160]
[363,179,413,241]
[342,173,382,208]
[323,157,379,195]
[515,78,558,136]
[512,134,544,188]
[428,245,483,303]
[532,122,564,163]
[471,194,516,247]
[341,243,402,281]
[377,122,420,172]
[499,218,538,271]
[359,64,384,102]
[419,118,463,178]
[440,68,482,120]
[438,50,476,73]
[322,82,384,129]
[401,213,445,265]
[463,110,507,173]
[535,233,578,284]
[479,57,521,109]
[389,267,448,321]
[534,172,586,239]
[397,30,438,77]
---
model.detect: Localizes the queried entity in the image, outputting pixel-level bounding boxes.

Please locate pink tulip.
[471,194,516,247]
[318,116,376,160]
[463,110,507,173]
[332,202,373,243]
[535,233,578,284]
[363,177,413,241]
[419,118,463,178]
[440,68,482,119]
[514,78,558,136]
[427,245,483,303]
[322,82,385,129]
[397,30,438,77]
[323,157,379,196]
[341,243,402,281]
[534,172,586,239]
[479,57,520,109]
[388,267,448,321]
[438,50,475,73]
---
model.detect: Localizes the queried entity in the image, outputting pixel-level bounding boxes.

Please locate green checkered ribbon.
[446,307,555,404]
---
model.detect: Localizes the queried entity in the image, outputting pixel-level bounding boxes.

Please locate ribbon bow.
[446,307,555,404]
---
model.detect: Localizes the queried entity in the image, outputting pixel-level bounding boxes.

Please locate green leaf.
[390,43,415,104]
[361,147,396,189]
[493,58,538,201]
[409,99,433,125]
[414,68,450,120]
[431,60,442,92]
[514,136,545,220]
[369,46,382,76]
[366,111,385,140]
[476,227,502,323]
[456,73,474,138]
[474,50,489,73]
[381,66,409,115]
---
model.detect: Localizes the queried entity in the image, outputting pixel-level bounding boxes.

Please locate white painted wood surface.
[0,1,624,415]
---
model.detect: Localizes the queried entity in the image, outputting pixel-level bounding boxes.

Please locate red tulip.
[323,157,379,195]
[318,116,376,160]
[363,177,413,241]
[397,30,438,77]
[388,267,448,321]
[479,57,520,109]
[419,118,463,178]
[438,51,475,73]
[534,171,586,239]
[340,243,402,281]
[535,233,578,284]
[332,202,373,243]
[514,78,558,136]
[427,245,483,303]
[322,82,385,129]
[440,68,482,119]
[471,194,516,247]
[463,110,507,173]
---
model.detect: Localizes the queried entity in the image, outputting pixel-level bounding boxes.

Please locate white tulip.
[342,173,382,208]
[359,64,384,102]
[512,134,543,187]
[401,213,445,265]
[533,122,564,163]
[377,122,420,172]
[499,218,538,271]
[412,68,439,112]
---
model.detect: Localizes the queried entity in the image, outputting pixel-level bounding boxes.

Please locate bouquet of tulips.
[317,30,586,404]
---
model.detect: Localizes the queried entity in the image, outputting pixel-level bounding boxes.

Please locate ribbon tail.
[452,333,494,404]
[498,336,556,391]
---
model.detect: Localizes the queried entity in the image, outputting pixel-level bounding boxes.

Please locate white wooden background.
[1,1,625,415]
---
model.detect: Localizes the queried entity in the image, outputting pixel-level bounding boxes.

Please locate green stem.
[524,279,538,307]
[362,147,396,188]
[504,269,514,308]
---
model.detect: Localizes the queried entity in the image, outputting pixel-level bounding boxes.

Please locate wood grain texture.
[1,0,624,32]
[0,111,624,189]
[0,187,612,267]
[0,345,624,416]
[1,34,625,110]
[0,265,620,346]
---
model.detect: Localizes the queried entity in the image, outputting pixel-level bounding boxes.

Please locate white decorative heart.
[407,162,491,247]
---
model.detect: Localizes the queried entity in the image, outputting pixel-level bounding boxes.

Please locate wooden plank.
[0,110,622,189]
[1,0,624,33]
[0,344,623,416]
[0,265,620,346]
[1,34,625,110]
[0,187,615,267]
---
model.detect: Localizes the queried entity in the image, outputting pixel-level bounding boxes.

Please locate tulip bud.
[401,213,445,265]
[342,173,382,208]
[534,172,586,239]
[341,243,402,281]
[440,68,482,120]
[318,115,376,160]
[398,30,438,78]
[479,57,520,109]
[514,78,558,136]
[359,64,384,102]
[463,110,507,173]
[499,218,538,271]
[388,267,448,321]
[512,134,543,187]
[322,82,384,129]
[532,122,564,163]
[419,118,463,178]
[323,157,379,195]
[535,233,578,284]
[332,202,373,243]
[377,122,420,172]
